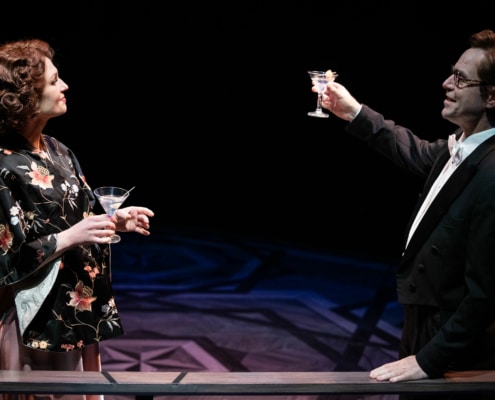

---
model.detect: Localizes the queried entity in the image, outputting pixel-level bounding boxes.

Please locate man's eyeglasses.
[453,70,489,89]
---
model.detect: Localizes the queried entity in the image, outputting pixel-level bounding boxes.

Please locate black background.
[1,1,494,261]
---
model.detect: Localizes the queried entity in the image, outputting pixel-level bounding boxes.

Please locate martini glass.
[307,70,338,118]
[94,186,130,243]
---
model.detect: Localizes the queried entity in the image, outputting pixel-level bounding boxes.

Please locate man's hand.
[369,355,428,382]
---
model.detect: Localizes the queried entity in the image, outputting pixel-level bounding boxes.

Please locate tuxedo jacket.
[348,105,495,377]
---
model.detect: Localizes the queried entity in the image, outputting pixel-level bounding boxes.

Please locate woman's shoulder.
[43,134,65,147]
[42,134,72,154]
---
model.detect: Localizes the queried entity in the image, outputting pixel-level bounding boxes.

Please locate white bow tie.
[448,134,463,165]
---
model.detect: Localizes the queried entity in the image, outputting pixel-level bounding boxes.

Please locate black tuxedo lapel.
[403,129,464,240]
[402,147,451,245]
[401,135,495,266]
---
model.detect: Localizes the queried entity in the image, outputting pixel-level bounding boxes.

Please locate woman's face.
[39,57,69,119]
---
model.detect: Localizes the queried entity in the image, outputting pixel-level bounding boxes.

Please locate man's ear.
[486,86,495,109]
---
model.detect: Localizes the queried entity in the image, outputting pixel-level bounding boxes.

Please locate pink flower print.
[36,249,45,263]
[61,343,75,352]
[84,264,100,280]
[27,161,54,189]
[67,281,97,312]
[0,224,13,254]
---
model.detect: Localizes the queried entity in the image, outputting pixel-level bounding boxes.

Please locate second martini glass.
[94,186,130,244]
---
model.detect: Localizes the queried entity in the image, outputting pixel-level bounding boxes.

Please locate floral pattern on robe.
[0,133,123,352]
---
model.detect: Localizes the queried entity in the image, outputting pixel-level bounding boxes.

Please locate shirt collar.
[457,127,495,159]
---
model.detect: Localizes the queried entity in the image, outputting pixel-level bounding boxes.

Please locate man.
[315,29,495,399]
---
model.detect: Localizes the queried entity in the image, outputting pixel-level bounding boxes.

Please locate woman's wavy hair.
[0,39,54,135]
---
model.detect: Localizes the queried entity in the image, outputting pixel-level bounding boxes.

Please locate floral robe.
[0,133,123,352]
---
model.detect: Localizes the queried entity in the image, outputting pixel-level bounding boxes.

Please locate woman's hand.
[113,206,155,236]
[56,214,118,251]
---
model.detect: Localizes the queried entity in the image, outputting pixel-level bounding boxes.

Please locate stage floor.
[100,226,403,400]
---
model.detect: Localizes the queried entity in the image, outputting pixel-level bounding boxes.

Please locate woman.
[0,38,154,399]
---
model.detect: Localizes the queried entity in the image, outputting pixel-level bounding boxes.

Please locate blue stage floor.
[101,226,403,400]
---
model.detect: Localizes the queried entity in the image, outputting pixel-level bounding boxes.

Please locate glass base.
[109,234,121,244]
[307,110,329,118]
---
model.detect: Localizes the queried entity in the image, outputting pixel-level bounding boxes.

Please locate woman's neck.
[21,119,46,150]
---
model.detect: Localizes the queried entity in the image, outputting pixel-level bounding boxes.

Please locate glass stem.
[316,93,323,113]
